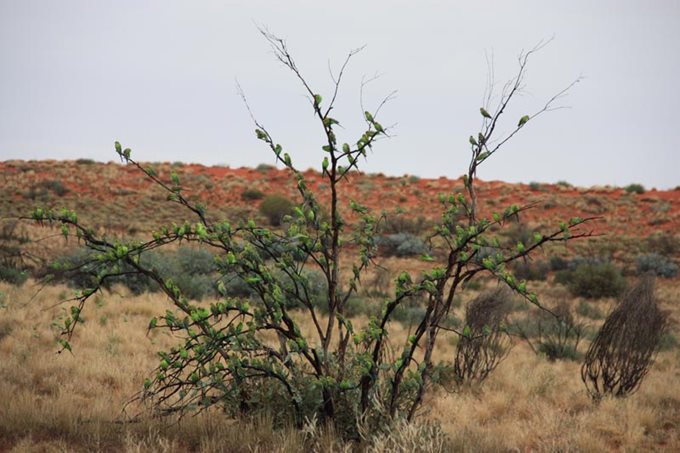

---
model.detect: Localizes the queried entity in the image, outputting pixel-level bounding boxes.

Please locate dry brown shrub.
[453,287,513,384]
[581,276,668,399]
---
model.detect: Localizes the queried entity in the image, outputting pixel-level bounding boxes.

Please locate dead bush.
[453,287,513,384]
[581,276,668,399]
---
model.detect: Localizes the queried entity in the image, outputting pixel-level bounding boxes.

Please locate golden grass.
[0,278,678,452]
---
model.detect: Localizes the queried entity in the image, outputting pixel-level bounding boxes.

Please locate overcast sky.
[1,1,679,189]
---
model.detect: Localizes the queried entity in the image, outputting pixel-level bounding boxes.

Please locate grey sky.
[1,1,679,189]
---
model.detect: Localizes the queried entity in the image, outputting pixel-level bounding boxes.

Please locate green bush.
[256,163,276,173]
[0,264,28,286]
[511,259,549,281]
[259,194,294,226]
[30,37,590,437]
[645,233,680,257]
[635,253,678,278]
[549,256,569,272]
[242,188,265,201]
[376,233,430,257]
[557,261,626,299]
[41,179,69,196]
[50,246,218,300]
[624,183,645,194]
[576,299,604,320]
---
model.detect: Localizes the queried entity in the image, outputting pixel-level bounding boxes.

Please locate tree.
[28,33,593,437]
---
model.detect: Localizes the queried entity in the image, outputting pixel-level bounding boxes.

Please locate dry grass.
[0,278,678,452]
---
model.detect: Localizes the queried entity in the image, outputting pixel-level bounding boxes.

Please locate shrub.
[453,288,513,383]
[0,264,28,286]
[548,255,569,272]
[31,36,590,436]
[557,261,626,299]
[624,183,645,194]
[41,179,69,196]
[576,299,604,320]
[381,215,431,235]
[510,301,585,361]
[242,188,265,201]
[510,259,549,281]
[50,247,218,300]
[635,253,678,278]
[256,163,276,173]
[376,233,430,257]
[259,194,294,226]
[75,158,96,165]
[645,232,680,257]
[581,276,668,399]
[556,180,572,187]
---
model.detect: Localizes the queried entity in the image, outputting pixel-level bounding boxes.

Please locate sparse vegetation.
[258,193,294,226]
[582,277,668,399]
[1,33,677,452]
[376,232,430,257]
[241,188,265,201]
[556,260,627,299]
[624,183,645,194]
[453,288,513,384]
[635,253,678,278]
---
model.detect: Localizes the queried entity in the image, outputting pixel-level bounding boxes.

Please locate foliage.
[548,255,569,272]
[0,264,28,286]
[256,163,276,173]
[576,299,604,320]
[0,221,30,286]
[453,287,513,384]
[510,259,550,281]
[259,194,294,226]
[376,233,430,258]
[242,188,265,201]
[581,277,668,399]
[556,260,626,299]
[50,246,218,300]
[624,183,645,194]
[28,35,590,437]
[645,232,680,257]
[381,214,431,236]
[635,253,678,278]
[509,301,585,361]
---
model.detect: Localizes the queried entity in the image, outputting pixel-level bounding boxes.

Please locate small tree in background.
[581,276,668,400]
[28,33,594,437]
